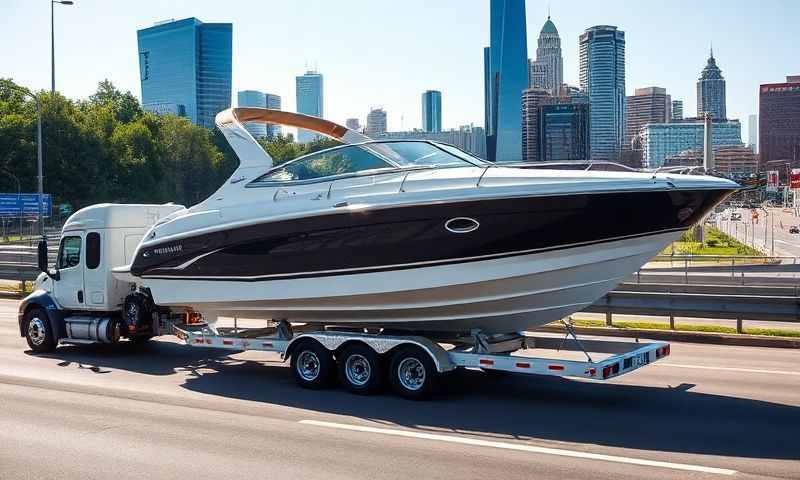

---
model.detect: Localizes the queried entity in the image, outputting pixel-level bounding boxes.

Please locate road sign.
[0,194,53,217]
[791,169,800,189]
[767,171,780,192]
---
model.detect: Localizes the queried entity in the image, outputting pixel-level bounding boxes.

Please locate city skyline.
[2,1,798,137]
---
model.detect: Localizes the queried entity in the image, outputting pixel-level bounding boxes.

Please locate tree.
[86,79,142,123]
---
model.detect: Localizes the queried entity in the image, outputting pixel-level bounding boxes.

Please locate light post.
[9,85,44,238]
[51,0,74,94]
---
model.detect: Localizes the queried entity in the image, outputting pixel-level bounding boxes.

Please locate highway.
[718,207,800,258]
[2,299,799,480]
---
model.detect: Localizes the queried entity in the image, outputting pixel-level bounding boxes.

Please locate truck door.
[54,232,85,309]
[83,231,106,308]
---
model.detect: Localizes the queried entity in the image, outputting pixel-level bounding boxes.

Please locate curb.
[537,325,800,349]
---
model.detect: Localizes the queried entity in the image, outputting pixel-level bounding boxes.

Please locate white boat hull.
[143,230,680,334]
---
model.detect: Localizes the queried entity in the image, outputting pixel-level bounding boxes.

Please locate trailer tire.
[388,346,438,400]
[290,340,335,390]
[338,343,382,395]
[128,334,153,345]
[23,307,57,353]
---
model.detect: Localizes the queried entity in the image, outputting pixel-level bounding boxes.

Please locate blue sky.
[2,0,798,139]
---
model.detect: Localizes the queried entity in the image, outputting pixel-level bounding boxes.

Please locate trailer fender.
[285,332,455,373]
[17,290,67,340]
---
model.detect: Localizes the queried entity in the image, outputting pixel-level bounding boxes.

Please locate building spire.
[710,41,714,59]
[547,2,550,19]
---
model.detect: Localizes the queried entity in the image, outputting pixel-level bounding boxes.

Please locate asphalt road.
[718,207,800,258]
[2,299,799,480]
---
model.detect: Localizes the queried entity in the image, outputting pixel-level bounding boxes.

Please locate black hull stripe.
[142,227,684,282]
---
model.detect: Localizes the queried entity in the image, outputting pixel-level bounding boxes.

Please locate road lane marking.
[660,363,800,377]
[299,419,737,475]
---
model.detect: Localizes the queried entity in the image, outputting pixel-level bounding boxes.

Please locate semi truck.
[18,204,670,399]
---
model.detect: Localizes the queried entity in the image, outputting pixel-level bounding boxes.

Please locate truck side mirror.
[37,239,48,273]
[37,239,59,281]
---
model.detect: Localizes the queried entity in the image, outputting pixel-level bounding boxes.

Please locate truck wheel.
[338,343,382,394]
[23,307,57,353]
[123,292,152,335]
[290,340,335,390]
[388,346,438,400]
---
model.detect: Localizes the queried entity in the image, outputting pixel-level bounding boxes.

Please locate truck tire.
[388,345,438,400]
[338,343,382,395]
[23,307,57,353]
[123,292,152,335]
[290,340,335,390]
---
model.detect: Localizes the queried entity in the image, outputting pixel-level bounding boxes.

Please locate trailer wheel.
[23,307,57,353]
[338,343,382,394]
[290,340,335,390]
[388,346,438,400]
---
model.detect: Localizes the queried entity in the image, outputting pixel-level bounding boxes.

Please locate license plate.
[631,352,650,368]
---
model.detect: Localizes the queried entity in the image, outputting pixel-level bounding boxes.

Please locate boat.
[115,107,738,334]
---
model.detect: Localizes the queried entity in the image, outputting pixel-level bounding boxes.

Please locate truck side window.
[58,236,81,269]
[86,232,100,269]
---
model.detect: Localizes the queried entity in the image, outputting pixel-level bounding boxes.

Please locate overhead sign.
[0,194,53,217]
[767,171,780,192]
[791,169,800,190]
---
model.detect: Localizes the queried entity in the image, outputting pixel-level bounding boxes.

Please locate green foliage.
[0,78,328,210]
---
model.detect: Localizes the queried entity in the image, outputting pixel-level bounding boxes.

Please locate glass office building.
[539,103,590,161]
[639,120,742,168]
[137,18,232,129]
[422,90,442,133]
[295,70,324,143]
[484,0,528,162]
[265,93,282,138]
[237,90,269,138]
[579,25,625,161]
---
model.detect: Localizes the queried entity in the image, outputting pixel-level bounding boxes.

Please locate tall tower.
[579,25,626,161]
[295,70,324,143]
[421,90,442,132]
[365,108,388,136]
[529,15,563,96]
[624,87,671,148]
[138,18,232,129]
[484,0,528,162]
[696,47,726,120]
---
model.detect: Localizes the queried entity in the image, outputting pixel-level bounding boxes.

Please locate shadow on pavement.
[34,338,800,461]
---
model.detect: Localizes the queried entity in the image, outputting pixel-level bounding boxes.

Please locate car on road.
[790,226,799,234]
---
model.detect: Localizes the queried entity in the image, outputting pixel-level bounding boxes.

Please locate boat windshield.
[252,141,479,184]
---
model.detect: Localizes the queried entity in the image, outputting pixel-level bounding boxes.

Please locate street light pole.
[9,85,45,239]
[50,0,74,94]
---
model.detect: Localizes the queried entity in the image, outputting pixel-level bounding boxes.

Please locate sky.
[1,0,799,140]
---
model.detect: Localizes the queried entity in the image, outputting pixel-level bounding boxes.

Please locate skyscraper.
[638,120,742,168]
[529,16,563,96]
[748,114,758,154]
[295,70,323,143]
[696,48,726,120]
[345,118,361,131]
[421,90,442,133]
[539,103,590,161]
[671,100,684,121]
[366,108,387,136]
[484,0,528,162]
[265,93,282,138]
[237,90,268,138]
[521,88,551,162]
[624,87,671,148]
[759,76,800,168]
[138,18,232,129]
[579,25,626,161]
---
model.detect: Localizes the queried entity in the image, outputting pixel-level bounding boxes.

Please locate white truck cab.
[20,203,184,351]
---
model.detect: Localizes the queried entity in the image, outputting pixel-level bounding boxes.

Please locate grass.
[659,226,764,258]
[0,281,32,295]
[565,318,800,338]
